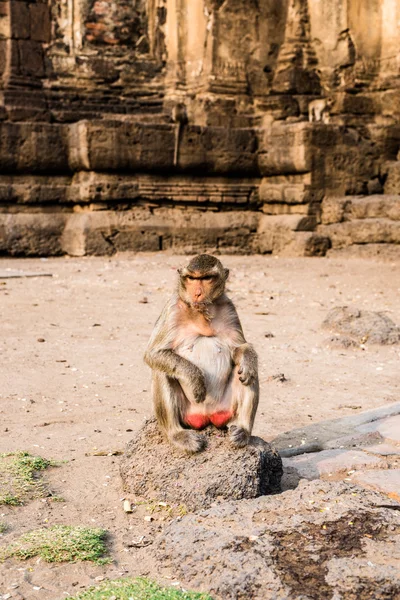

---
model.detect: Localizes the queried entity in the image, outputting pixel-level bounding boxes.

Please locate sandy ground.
[0,253,399,599]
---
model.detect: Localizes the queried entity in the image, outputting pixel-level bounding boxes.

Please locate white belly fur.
[176,336,233,407]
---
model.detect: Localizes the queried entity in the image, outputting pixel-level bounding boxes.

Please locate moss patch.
[0,525,110,565]
[65,577,213,600]
[0,452,56,506]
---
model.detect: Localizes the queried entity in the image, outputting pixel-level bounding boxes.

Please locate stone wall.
[0,0,399,256]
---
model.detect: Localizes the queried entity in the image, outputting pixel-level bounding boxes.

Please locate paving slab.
[353,469,400,502]
[284,449,385,480]
[273,402,400,453]
[363,443,400,456]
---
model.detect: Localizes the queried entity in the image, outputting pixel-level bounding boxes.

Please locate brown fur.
[144,254,259,453]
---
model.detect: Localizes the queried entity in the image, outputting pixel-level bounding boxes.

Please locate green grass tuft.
[0,525,110,565]
[0,451,57,506]
[64,577,213,600]
[0,521,7,534]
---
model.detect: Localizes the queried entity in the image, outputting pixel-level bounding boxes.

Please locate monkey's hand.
[182,364,207,404]
[235,344,258,386]
[237,360,257,386]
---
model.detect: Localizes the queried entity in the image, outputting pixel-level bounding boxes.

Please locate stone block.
[29,3,51,43]
[258,122,313,176]
[18,40,45,77]
[0,213,66,256]
[68,121,175,173]
[69,171,140,204]
[385,161,400,194]
[353,470,400,502]
[279,232,331,257]
[320,197,348,224]
[0,40,7,76]
[178,126,258,176]
[283,449,384,480]
[0,2,9,17]
[120,418,283,512]
[10,1,30,39]
[0,123,69,174]
[348,195,400,221]
[58,207,261,256]
[255,215,319,255]
[318,219,400,248]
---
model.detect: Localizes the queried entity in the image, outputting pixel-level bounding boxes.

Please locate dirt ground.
[0,253,399,599]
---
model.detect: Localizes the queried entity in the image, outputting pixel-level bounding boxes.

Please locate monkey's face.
[178,268,228,311]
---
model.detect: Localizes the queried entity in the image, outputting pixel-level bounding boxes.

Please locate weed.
[0,452,57,506]
[64,577,213,600]
[0,522,7,534]
[0,525,110,565]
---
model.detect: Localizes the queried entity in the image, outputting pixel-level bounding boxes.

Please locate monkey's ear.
[224,268,229,280]
[178,267,189,277]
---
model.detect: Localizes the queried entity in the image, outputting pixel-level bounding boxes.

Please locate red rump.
[184,414,210,430]
[184,410,233,430]
[209,410,233,427]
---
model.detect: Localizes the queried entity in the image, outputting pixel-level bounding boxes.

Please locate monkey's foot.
[171,430,207,454]
[229,425,250,448]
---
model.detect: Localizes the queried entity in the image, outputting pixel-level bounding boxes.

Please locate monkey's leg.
[228,372,259,448]
[152,371,207,453]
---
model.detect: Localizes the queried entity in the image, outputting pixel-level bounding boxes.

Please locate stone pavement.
[282,403,400,501]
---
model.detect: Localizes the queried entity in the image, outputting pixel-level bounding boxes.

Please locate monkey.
[144,254,259,454]
[308,97,333,124]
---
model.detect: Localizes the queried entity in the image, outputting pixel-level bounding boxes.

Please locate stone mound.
[322,306,400,345]
[120,419,283,512]
[155,480,400,600]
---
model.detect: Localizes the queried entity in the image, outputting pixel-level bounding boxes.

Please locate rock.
[271,402,400,454]
[322,335,360,349]
[353,470,400,502]
[318,218,400,248]
[357,415,400,445]
[283,449,385,480]
[155,480,400,600]
[120,419,283,512]
[322,306,400,345]
[362,443,400,456]
[375,415,400,445]
[385,161,400,194]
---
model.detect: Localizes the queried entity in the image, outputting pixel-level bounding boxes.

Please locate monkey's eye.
[202,275,215,281]
[186,275,195,281]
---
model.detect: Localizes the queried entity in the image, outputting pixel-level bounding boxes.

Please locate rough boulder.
[120,418,283,512]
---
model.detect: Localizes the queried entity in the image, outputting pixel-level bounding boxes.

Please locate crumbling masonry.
[0,0,399,256]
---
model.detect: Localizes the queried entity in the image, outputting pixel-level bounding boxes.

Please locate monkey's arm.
[144,301,206,403]
[224,299,258,386]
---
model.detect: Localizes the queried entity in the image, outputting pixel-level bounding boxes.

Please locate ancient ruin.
[0,0,399,256]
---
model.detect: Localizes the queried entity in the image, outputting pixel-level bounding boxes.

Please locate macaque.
[144,254,259,453]
[308,98,333,124]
